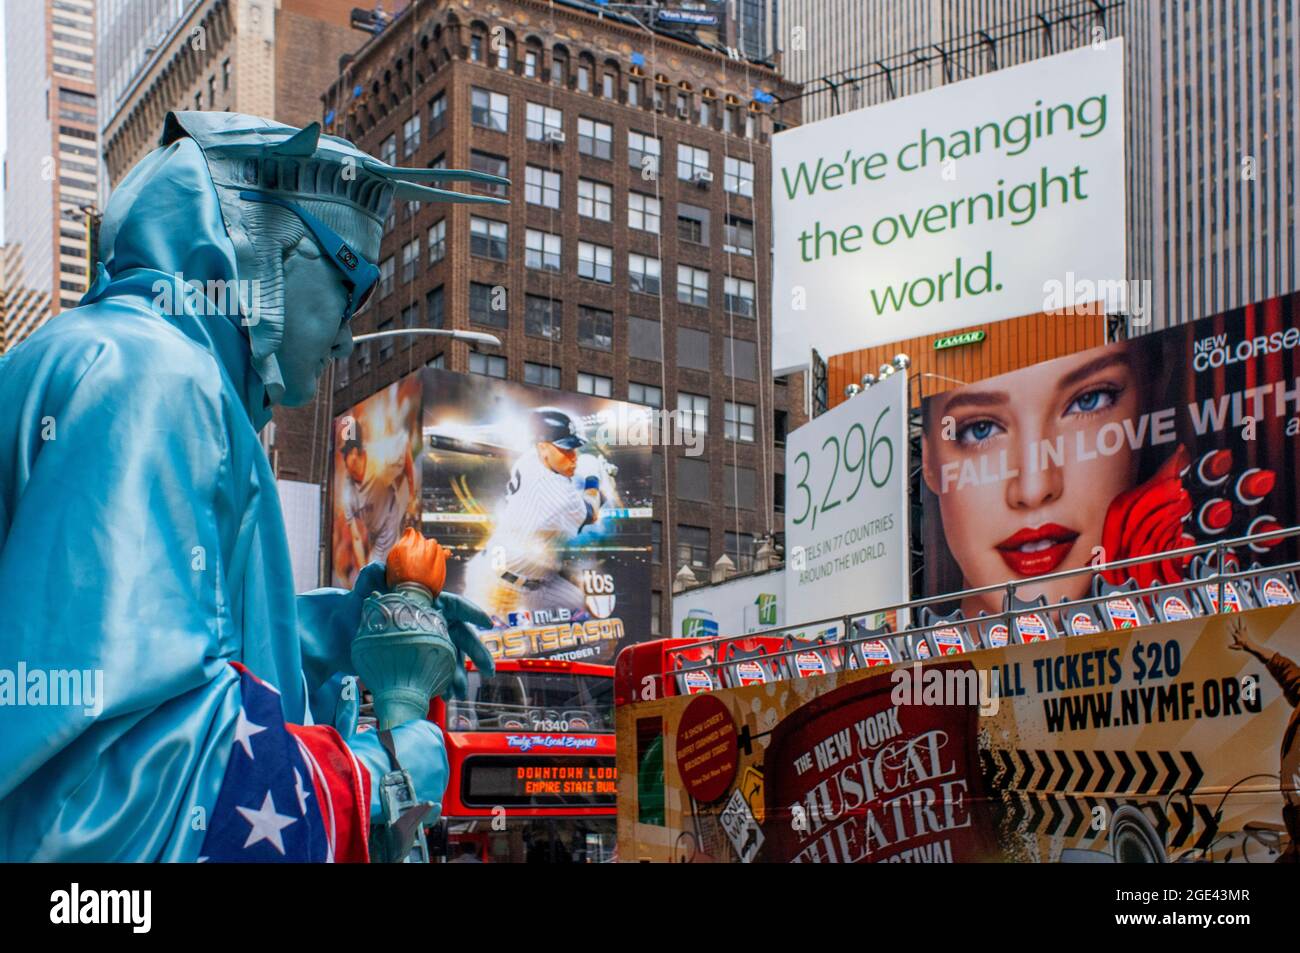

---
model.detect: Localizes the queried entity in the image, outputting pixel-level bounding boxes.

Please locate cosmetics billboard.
[919,293,1300,614]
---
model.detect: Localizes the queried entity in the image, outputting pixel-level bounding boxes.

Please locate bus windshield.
[446,670,614,733]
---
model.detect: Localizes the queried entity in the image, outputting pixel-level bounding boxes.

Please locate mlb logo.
[934,627,965,655]
[862,641,893,667]
[794,651,825,677]
[1105,599,1139,628]
[585,593,616,618]
[1016,613,1049,642]
[507,610,533,627]
[1070,612,1099,634]
[1262,578,1294,606]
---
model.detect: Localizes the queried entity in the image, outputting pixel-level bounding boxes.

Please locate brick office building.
[312,0,804,634]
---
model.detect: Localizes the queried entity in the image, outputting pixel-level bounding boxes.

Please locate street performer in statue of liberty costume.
[0,112,506,861]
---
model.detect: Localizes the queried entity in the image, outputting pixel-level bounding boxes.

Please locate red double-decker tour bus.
[427,657,617,863]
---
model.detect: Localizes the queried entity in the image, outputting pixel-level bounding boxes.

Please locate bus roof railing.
[662,523,1300,683]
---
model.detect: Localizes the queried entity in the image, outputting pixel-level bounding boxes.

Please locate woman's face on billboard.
[923,345,1140,616]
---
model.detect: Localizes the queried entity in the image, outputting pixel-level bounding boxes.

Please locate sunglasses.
[239,189,381,323]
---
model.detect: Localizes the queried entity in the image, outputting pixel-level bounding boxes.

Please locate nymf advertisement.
[618,606,1300,863]
[921,292,1300,614]
[332,368,653,662]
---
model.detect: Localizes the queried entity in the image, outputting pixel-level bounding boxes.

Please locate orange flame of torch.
[386,527,448,596]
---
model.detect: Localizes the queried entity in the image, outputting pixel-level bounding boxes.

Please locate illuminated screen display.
[462,756,618,807]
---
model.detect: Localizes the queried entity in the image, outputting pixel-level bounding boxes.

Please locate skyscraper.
[1,0,99,350]
[776,0,1298,331]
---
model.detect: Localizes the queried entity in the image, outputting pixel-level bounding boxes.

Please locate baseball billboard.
[920,293,1300,615]
[418,368,653,663]
[771,40,1126,373]
[785,369,911,624]
[331,373,423,588]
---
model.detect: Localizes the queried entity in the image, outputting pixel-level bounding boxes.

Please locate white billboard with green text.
[771,40,1126,372]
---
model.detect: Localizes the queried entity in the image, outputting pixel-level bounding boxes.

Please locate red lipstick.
[995,523,1080,576]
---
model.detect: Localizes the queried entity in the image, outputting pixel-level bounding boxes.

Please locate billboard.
[672,569,785,640]
[920,293,1300,614]
[331,374,423,587]
[618,605,1300,863]
[771,40,1125,372]
[785,369,910,625]
[418,368,652,663]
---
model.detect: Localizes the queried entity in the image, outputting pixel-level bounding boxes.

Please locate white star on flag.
[236,790,297,855]
[293,767,312,815]
[233,706,266,759]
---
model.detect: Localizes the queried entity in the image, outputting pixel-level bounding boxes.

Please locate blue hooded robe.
[0,134,399,861]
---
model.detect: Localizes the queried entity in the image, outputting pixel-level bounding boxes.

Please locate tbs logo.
[583,570,617,618]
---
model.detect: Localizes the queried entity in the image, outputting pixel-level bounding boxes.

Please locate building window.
[525,165,561,209]
[577,179,612,221]
[602,72,615,99]
[376,317,395,360]
[578,117,612,159]
[722,107,733,134]
[677,457,709,502]
[577,373,612,397]
[381,133,397,166]
[401,238,420,282]
[629,381,662,407]
[677,525,709,570]
[725,530,756,570]
[470,217,508,260]
[677,327,710,371]
[378,256,395,298]
[222,58,231,91]
[627,316,662,361]
[578,306,613,351]
[194,90,202,110]
[402,114,421,156]
[525,362,561,388]
[525,229,562,271]
[469,352,506,378]
[677,392,709,433]
[495,39,511,71]
[628,192,660,232]
[428,219,446,263]
[576,64,591,93]
[429,93,447,135]
[627,79,640,107]
[628,254,660,296]
[400,304,418,344]
[651,523,662,563]
[628,130,660,174]
[469,34,484,62]
[724,401,756,442]
[724,215,754,256]
[724,337,758,380]
[470,151,508,197]
[677,265,709,308]
[725,156,754,197]
[677,143,710,181]
[208,75,215,108]
[471,87,508,132]
[724,276,755,316]
[676,92,689,117]
[525,295,561,341]
[677,204,708,245]
[699,99,710,126]
[525,102,563,141]
[426,285,445,328]
[578,242,613,283]
[470,282,507,327]
[551,51,568,85]
[427,353,446,370]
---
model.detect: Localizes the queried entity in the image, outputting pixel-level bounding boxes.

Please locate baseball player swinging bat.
[463,407,610,623]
